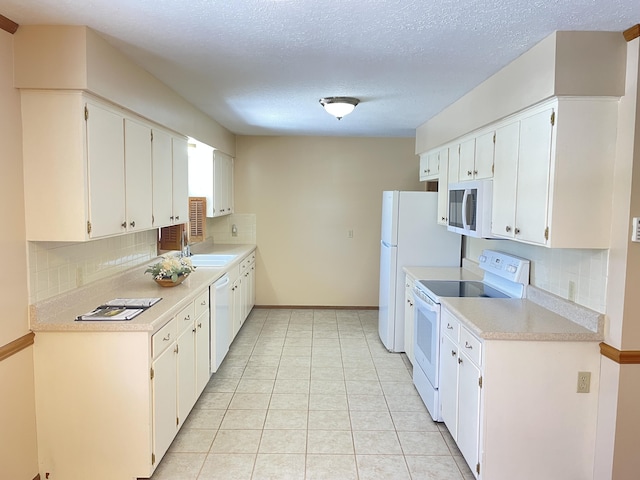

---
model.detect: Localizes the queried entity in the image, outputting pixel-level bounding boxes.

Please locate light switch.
[632,218,640,242]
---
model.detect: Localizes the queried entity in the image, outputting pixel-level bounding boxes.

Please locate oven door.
[413,290,440,388]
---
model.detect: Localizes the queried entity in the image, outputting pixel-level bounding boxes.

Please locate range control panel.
[478,250,530,284]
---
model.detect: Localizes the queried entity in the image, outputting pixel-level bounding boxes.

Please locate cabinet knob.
[473,170,478,175]
[451,350,457,357]
[441,216,446,221]
[192,327,197,333]
[458,357,463,364]
[175,215,180,220]
[467,170,472,176]
[130,221,136,228]
[505,226,511,232]
[121,221,127,228]
[515,228,520,235]
[170,216,174,221]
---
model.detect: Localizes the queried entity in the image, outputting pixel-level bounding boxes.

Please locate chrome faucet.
[181,229,192,257]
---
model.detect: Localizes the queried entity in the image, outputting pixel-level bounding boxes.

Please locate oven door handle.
[413,292,438,312]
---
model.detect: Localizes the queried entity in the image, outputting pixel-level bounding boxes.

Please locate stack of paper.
[75,297,162,321]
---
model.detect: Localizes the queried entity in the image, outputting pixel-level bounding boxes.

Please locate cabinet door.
[124,118,153,231]
[152,129,174,227]
[515,108,554,245]
[172,136,189,224]
[457,352,481,478]
[419,153,429,181]
[86,101,126,238]
[439,334,459,437]
[195,313,211,395]
[231,277,243,339]
[248,263,256,312]
[152,344,177,464]
[176,326,196,427]
[404,280,415,365]
[491,122,520,239]
[458,138,475,181]
[474,131,495,180]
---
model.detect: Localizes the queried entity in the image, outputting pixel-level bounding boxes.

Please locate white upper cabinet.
[437,147,451,226]
[419,150,441,181]
[188,140,234,218]
[152,129,189,229]
[213,150,234,216]
[491,97,618,248]
[457,132,494,182]
[124,117,153,232]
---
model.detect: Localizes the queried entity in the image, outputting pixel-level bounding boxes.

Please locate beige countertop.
[30,243,256,334]
[404,264,603,342]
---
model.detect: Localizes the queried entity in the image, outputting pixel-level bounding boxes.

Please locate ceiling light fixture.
[319,97,360,120]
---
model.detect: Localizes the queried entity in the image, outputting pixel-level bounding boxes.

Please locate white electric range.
[412,250,530,421]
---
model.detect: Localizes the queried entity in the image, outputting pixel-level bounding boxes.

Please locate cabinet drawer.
[152,319,176,359]
[194,289,209,318]
[459,327,482,366]
[176,302,195,334]
[441,309,460,341]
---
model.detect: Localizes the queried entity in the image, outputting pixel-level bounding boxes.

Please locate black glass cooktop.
[418,280,509,299]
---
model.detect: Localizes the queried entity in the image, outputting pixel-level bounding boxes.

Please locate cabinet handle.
[451,350,457,357]
[473,170,478,175]
[174,345,179,354]
[192,327,197,333]
[200,300,207,305]
[515,228,520,235]
[409,301,413,307]
[446,323,453,330]
[184,315,191,321]
[130,221,136,228]
[175,215,180,220]
[170,216,174,221]
[465,341,473,349]
[197,322,202,329]
[458,357,463,364]
[121,221,127,228]
[163,333,171,341]
[467,170,472,176]
[505,226,511,233]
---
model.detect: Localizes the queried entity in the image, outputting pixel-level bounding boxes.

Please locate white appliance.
[447,179,493,238]
[210,273,231,372]
[378,191,462,352]
[413,250,530,421]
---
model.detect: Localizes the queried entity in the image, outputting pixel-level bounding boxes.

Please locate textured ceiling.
[2,1,640,137]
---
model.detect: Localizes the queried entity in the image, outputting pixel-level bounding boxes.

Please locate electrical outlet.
[577,371,591,393]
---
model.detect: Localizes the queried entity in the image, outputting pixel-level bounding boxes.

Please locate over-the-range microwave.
[447,179,493,238]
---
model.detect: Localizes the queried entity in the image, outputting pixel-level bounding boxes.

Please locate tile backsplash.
[207,213,256,244]
[28,230,158,303]
[466,238,608,313]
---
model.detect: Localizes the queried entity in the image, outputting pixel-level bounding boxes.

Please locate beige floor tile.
[375,367,413,382]
[311,338,340,347]
[210,429,262,454]
[168,428,216,453]
[273,378,310,394]
[355,454,411,480]
[181,408,225,430]
[204,376,239,393]
[405,455,465,480]
[307,430,354,454]
[343,367,378,381]
[453,455,476,478]
[219,409,267,430]
[308,393,349,411]
[349,410,395,431]
[284,336,313,346]
[308,409,351,430]
[279,356,312,368]
[235,378,275,394]
[385,393,430,412]
[252,453,306,480]
[380,381,420,396]
[347,394,388,411]
[310,355,343,368]
[243,365,279,379]
[269,393,310,410]
[345,380,383,395]
[305,454,358,480]
[247,355,281,367]
[264,409,308,429]
[353,430,402,455]
[259,429,307,454]
[282,346,313,357]
[310,379,347,395]
[311,366,345,380]
[398,431,451,455]
[390,410,440,432]
[228,392,272,410]
[195,392,233,410]
[198,453,256,480]
[277,364,311,380]
[149,452,206,480]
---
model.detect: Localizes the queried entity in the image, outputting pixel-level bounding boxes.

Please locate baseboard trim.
[254,305,378,310]
[600,342,640,364]
[0,332,35,363]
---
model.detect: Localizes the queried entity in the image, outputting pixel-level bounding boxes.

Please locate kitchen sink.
[189,254,237,267]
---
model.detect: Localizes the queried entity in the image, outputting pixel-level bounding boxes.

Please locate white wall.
[0,29,39,480]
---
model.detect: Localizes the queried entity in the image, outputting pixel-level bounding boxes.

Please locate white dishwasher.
[210,274,231,373]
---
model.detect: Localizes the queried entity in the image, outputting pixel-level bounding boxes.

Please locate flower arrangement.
[145,254,195,282]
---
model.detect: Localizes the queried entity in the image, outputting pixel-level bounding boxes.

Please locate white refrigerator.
[378,191,461,352]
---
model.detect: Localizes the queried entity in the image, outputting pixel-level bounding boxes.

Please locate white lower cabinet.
[438,307,601,480]
[403,273,416,364]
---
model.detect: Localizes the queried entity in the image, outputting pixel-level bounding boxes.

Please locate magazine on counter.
[76,306,145,321]
[75,297,162,321]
